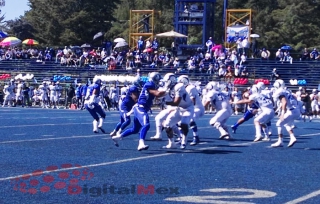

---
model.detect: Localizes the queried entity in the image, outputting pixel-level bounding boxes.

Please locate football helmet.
[206,81,219,91]
[273,79,285,89]
[250,85,261,94]
[256,81,265,90]
[162,73,177,89]
[177,75,189,86]
[148,72,162,85]
[93,77,102,85]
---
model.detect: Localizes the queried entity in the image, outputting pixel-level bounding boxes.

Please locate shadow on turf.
[142,149,242,155]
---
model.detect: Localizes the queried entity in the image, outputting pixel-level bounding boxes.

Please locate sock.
[233,122,239,128]
[255,123,262,137]
[192,125,198,137]
[155,125,162,137]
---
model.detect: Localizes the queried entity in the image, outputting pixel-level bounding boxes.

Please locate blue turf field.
[0,107,320,204]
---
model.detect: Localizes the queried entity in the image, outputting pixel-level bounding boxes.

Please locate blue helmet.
[93,77,102,85]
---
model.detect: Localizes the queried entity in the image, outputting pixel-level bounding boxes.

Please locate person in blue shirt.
[152,38,159,51]
[109,82,140,138]
[111,72,167,151]
[80,82,88,110]
[84,78,106,134]
[137,36,144,54]
[75,83,82,109]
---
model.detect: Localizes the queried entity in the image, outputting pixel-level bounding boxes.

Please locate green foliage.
[3,0,320,50]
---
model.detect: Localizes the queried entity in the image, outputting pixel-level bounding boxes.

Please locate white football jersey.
[261,89,273,100]
[231,90,241,101]
[39,84,48,94]
[310,93,318,103]
[4,85,13,95]
[206,90,231,111]
[186,84,202,108]
[16,83,23,95]
[49,84,57,96]
[249,93,273,110]
[273,88,297,109]
[173,83,193,109]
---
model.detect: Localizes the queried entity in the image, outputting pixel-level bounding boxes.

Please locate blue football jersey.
[120,85,139,112]
[137,81,156,111]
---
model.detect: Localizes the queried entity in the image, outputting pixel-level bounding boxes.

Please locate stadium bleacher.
[0,59,319,91]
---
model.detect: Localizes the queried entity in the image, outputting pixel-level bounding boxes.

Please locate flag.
[34,78,38,84]
[93,32,103,40]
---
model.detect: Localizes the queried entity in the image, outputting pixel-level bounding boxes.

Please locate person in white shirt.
[39,81,49,108]
[203,81,232,139]
[271,79,300,147]
[231,87,242,115]
[177,75,205,146]
[233,85,275,142]
[15,80,24,106]
[309,89,319,118]
[49,81,58,109]
[2,80,14,107]
[161,73,194,149]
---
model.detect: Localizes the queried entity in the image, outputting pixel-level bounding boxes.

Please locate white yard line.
[0,144,227,182]
[284,189,320,204]
[0,134,105,144]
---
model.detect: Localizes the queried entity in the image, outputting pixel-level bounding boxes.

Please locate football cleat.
[190,136,200,146]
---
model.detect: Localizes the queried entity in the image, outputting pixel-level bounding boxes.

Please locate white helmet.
[148,72,162,85]
[163,73,177,89]
[177,75,189,86]
[256,82,265,90]
[206,81,219,91]
[251,85,261,94]
[273,79,285,89]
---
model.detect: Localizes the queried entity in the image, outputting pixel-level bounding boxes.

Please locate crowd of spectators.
[2,36,320,85]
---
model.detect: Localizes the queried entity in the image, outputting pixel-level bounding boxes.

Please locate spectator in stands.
[260,48,270,60]
[145,39,152,49]
[230,50,238,66]
[134,55,142,68]
[45,51,51,61]
[281,51,293,64]
[301,48,309,61]
[126,52,135,71]
[63,46,68,55]
[234,64,240,77]
[206,37,213,54]
[108,58,116,70]
[152,38,159,51]
[225,66,233,82]
[137,36,144,54]
[270,68,280,81]
[5,48,12,60]
[236,38,243,56]
[242,37,250,56]
[251,38,258,58]
[310,48,319,60]
[218,64,227,79]
[240,67,249,77]
[240,53,247,65]
[173,57,180,69]
[275,49,283,61]
[60,55,67,66]
[187,57,196,72]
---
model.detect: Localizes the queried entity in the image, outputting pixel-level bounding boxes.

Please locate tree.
[26,0,120,46]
